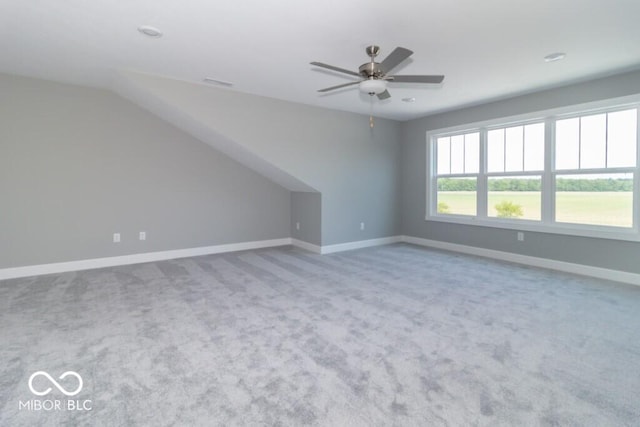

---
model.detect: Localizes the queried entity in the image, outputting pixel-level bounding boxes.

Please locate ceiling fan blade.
[318,80,361,93]
[390,75,445,84]
[310,62,361,77]
[377,90,391,100]
[380,47,413,73]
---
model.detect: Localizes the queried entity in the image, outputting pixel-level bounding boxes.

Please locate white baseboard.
[10,234,631,286]
[1,235,401,281]
[0,238,292,281]
[401,235,640,287]
[290,239,322,254]
[320,236,402,254]
[291,236,402,255]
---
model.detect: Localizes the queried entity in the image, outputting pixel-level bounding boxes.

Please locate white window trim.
[425,95,640,242]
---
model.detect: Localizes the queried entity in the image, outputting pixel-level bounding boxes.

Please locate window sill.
[425,214,640,242]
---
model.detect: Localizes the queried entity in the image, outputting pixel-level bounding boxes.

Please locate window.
[554,173,633,227]
[427,101,640,240]
[554,109,636,228]
[488,123,545,173]
[435,132,479,216]
[487,123,544,221]
[488,176,542,221]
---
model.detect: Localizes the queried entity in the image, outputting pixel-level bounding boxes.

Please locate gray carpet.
[1,244,639,426]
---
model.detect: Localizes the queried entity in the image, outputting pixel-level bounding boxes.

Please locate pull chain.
[369,95,374,128]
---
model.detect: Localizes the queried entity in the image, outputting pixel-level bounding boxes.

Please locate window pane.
[465,132,480,173]
[488,176,541,220]
[437,137,451,175]
[555,173,634,227]
[556,118,580,170]
[608,109,637,168]
[437,177,477,216]
[488,129,505,172]
[581,114,606,169]
[450,135,464,174]
[505,126,524,172]
[524,123,545,171]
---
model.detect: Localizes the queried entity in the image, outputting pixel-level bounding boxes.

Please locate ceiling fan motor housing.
[359,62,385,79]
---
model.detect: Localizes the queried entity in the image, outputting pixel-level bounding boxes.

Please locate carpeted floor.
[1,243,639,426]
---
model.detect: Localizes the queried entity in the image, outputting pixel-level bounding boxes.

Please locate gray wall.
[0,74,291,269]
[115,72,402,246]
[400,69,640,274]
[291,192,322,246]
[319,123,401,245]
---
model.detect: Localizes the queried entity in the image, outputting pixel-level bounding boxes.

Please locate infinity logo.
[28,371,83,397]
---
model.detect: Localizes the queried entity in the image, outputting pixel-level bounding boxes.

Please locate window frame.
[426,96,640,242]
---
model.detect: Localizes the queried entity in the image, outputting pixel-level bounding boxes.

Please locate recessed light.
[138,26,163,38]
[544,52,566,63]
[402,97,416,103]
[203,77,233,87]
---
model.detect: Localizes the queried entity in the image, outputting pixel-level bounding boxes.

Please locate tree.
[495,201,524,218]
[438,178,476,191]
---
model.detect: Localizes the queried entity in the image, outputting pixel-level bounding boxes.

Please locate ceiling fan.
[311,45,444,100]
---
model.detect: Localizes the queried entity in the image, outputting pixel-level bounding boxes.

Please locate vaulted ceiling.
[1,0,640,120]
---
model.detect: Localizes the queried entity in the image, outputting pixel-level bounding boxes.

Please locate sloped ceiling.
[114,71,318,192]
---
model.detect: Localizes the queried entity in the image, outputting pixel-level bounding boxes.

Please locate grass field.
[437,191,633,227]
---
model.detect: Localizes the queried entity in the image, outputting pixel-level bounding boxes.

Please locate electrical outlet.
[139,231,146,241]
[296,222,300,230]
[113,233,121,243]
[360,222,365,231]
[517,232,524,242]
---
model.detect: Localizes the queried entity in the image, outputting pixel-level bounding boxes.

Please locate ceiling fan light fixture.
[359,79,387,95]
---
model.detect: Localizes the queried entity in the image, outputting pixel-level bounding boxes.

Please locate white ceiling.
[1,0,640,121]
